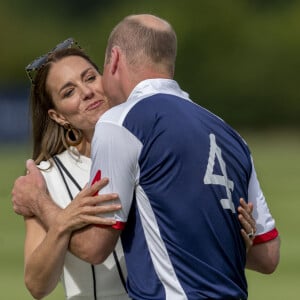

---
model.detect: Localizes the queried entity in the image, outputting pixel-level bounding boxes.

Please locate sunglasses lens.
[25,55,47,72]
[54,38,75,51]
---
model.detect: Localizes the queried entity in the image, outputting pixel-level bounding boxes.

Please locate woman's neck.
[76,139,91,157]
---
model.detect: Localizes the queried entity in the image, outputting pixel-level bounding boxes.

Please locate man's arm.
[237,197,280,272]
[12,159,121,264]
[246,158,280,273]
[246,236,280,273]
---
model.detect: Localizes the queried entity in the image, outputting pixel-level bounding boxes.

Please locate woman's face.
[47,55,109,137]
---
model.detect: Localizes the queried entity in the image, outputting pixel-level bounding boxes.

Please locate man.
[89,14,280,299]
[13,14,279,299]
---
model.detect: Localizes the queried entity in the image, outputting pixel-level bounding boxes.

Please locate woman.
[22,38,255,299]
[24,39,129,300]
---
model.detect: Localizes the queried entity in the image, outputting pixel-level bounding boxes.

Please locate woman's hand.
[238,198,256,252]
[54,178,121,234]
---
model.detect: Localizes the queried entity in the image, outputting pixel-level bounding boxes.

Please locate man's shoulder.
[97,101,135,126]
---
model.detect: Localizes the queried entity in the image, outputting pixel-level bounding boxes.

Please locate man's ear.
[110,46,120,74]
[48,109,66,126]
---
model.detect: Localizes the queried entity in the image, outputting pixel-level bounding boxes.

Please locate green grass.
[241,129,300,299]
[0,145,65,299]
[1,130,299,299]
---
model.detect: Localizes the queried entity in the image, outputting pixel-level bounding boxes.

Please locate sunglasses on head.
[25,37,81,84]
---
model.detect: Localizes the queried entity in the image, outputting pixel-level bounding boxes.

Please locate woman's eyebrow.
[80,67,93,80]
[58,67,94,93]
[58,81,73,94]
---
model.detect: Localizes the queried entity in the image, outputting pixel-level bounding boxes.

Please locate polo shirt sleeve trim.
[112,221,126,230]
[253,228,279,245]
[94,221,126,230]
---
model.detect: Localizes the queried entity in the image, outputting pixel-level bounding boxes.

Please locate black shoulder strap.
[113,250,128,293]
[53,154,128,294]
[53,155,81,193]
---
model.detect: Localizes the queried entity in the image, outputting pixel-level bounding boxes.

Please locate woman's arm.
[24,217,70,299]
[23,188,120,300]
[12,160,121,264]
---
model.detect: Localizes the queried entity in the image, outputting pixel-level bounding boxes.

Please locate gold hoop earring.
[63,123,83,147]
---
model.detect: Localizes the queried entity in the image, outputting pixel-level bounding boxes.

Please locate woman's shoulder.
[38,148,91,171]
[56,147,91,171]
[37,159,51,171]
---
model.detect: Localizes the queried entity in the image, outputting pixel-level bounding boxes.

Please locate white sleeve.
[90,121,142,222]
[248,156,276,235]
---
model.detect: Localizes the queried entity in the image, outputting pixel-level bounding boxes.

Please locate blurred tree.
[0,0,299,128]
[247,0,296,11]
[5,0,118,18]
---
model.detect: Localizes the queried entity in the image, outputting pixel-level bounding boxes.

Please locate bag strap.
[53,155,128,294]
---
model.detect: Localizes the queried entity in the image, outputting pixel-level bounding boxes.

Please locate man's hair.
[105,14,177,76]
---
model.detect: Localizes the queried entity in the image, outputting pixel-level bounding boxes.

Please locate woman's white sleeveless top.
[39,149,129,300]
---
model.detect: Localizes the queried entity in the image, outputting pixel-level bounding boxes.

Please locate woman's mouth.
[86,100,104,111]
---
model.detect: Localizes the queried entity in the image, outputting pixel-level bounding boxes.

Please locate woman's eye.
[63,89,74,98]
[86,75,96,82]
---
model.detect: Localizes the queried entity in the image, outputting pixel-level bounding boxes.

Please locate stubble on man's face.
[101,63,114,108]
[102,61,127,108]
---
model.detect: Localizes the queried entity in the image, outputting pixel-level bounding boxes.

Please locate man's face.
[101,58,115,108]
[102,47,128,108]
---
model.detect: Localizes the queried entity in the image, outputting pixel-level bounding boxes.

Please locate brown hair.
[29,48,99,164]
[105,14,177,76]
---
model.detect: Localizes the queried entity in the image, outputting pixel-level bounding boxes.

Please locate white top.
[39,149,129,300]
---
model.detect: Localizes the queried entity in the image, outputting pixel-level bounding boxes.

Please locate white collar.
[127,78,191,103]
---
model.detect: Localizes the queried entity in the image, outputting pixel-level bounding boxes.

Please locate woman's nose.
[81,85,94,100]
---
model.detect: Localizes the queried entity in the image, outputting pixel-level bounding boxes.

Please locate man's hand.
[12,159,47,217]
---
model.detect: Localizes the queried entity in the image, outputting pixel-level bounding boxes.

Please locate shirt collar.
[127,78,191,103]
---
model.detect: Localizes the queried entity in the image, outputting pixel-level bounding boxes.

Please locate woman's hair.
[29,48,99,164]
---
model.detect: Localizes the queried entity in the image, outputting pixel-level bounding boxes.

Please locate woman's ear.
[48,109,67,126]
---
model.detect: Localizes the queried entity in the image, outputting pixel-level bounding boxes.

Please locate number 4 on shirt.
[204,133,236,213]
